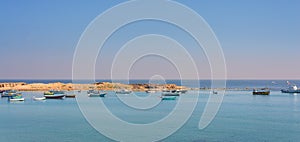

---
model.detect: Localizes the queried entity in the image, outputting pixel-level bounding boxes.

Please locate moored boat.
[44,94,65,99]
[87,90,106,97]
[9,93,25,102]
[176,89,188,93]
[281,83,300,93]
[162,92,180,96]
[44,90,65,99]
[33,96,46,101]
[161,96,176,100]
[253,88,270,95]
[88,92,106,97]
[1,90,17,97]
[145,90,156,93]
[65,94,76,98]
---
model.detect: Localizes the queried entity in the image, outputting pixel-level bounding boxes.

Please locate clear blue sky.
[0,0,299,79]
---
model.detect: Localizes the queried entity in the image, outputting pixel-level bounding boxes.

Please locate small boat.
[145,90,156,93]
[162,92,180,96]
[281,85,300,93]
[65,94,76,98]
[33,96,46,101]
[1,90,17,97]
[44,94,65,99]
[44,90,65,95]
[281,81,300,93]
[44,90,65,99]
[88,92,106,97]
[253,88,270,95]
[116,89,132,94]
[212,90,218,94]
[88,90,106,97]
[161,96,176,100]
[176,89,188,93]
[9,93,25,102]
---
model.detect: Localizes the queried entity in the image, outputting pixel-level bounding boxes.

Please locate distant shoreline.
[0,82,188,92]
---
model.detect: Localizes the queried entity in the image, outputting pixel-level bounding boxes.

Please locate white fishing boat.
[33,96,46,101]
[281,81,300,93]
[44,94,65,99]
[9,97,25,102]
[145,90,156,93]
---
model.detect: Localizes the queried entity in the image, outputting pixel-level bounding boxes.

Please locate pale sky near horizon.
[0,0,300,80]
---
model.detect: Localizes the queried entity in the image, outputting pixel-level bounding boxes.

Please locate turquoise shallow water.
[1,91,300,142]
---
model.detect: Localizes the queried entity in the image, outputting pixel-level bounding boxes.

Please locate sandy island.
[0,82,190,91]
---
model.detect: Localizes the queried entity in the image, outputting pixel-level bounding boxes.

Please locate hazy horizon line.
[0,78,299,81]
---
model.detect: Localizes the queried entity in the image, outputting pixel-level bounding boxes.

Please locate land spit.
[0,82,188,91]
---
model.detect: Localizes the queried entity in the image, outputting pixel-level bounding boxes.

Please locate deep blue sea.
[1,80,300,142]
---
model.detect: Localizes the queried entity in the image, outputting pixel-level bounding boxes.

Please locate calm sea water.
[1,80,300,141]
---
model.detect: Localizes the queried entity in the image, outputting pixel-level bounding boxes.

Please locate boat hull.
[65,94,76,98]
[281,89,300,93]
[161,96,176,100]
[44,94,65,99]
[253,91,270,95]
[33,97,46,101]
[9,98,25,102]
[162,93,180,96]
